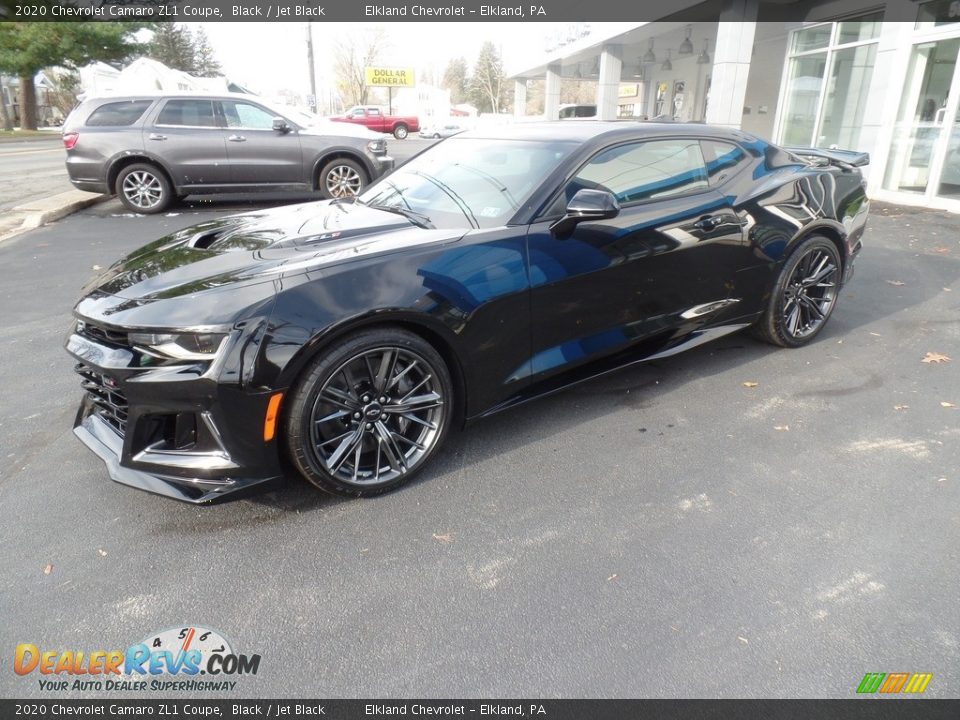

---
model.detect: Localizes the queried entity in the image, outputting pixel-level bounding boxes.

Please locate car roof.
[456,121,757,144]
[83,91,261,102]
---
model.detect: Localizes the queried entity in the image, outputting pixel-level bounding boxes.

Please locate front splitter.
[74,414,282,504]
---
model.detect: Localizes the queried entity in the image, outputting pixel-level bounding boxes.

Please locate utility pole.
[306,23,317,113]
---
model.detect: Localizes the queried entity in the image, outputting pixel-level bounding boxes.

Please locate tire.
[433,133,441,139]
[318,158,367,199]
[752,235,843,348]
[116,163,172,214]
[393,124,409,140]
[285,328,454,497]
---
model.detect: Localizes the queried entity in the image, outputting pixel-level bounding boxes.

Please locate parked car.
[66,122,868,503]
[420,123,465,139]
[331,105,420,139]
[62,92,394,214]
[559,103,597,119]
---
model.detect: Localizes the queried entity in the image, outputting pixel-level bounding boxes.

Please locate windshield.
[359,138,578,230]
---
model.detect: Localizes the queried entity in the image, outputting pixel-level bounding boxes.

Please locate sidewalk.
[0,190,106,242]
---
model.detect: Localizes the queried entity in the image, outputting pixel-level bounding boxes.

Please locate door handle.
[693,214,723,231]
[227,134,246,142]
[148,133,167,141]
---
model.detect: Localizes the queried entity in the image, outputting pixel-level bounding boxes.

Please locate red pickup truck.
[331,106,420,140]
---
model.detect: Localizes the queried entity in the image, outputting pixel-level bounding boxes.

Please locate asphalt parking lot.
[1,195,958,698]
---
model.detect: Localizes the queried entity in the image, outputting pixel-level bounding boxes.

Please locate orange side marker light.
[263,392,284,442]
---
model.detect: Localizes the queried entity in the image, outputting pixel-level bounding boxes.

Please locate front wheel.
[393,124,408,140]
[318,158,367,199]
[752,235,842,348]
[285,328,454,497]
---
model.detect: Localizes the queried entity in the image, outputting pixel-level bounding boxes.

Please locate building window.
[882,38,960,197]
[777,12,882,149]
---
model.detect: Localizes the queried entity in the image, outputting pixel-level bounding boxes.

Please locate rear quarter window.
[85,100,152,127]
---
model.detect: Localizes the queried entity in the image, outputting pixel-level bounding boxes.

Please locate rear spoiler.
[785,146,870,169]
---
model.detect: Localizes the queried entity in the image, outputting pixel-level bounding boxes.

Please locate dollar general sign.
[365,67,416,87]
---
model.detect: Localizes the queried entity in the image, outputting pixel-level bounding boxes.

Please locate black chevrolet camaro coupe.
[66,122,869,502]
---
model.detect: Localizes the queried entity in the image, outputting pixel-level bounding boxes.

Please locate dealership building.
[509,0,960,212]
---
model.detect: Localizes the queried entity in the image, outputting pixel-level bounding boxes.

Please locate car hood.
[81,200,465,302]
[299,120,382,140]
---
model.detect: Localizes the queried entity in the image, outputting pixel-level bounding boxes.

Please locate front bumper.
[67,329,285,504]
[74,411,280,503]
[373,154,395,177]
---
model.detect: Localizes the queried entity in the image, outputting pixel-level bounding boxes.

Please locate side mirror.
[549,189,620,238]
[273,117,291,133]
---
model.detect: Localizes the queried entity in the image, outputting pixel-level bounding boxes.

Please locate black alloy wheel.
[285,328,453,497]
[753,235,842,347]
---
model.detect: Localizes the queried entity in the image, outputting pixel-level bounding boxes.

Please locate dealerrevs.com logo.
[14,626,261,692]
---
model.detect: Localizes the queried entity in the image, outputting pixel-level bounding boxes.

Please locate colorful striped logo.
[857,673,933,694]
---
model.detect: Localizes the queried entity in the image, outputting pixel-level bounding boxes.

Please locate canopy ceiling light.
[661,49,673,72]
[679,26,694,56]
[633,59,645,79]
[643,39,656,64]
[697,39,711,65]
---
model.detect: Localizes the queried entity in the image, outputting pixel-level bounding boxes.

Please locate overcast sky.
[199,22,564,97]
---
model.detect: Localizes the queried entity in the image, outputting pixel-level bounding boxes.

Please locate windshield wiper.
[364,201,434,229]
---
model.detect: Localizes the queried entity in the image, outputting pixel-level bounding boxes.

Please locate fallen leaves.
[97,548,108,557]
[742,381,759,388]
[432,533,454,544]
[43,563,53,575]
[894,404,909,411]
[774,425,789,432]
[941,401,956,408]
[885,280,905,287]
[737,636,749,645]
[922,352,952,364]
[607,574,618,582]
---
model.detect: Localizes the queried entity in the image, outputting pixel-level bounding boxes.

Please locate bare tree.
[469,42,506,114]
[333,28,387,109]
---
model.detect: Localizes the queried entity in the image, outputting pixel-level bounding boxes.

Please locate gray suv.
[63,93,395,214]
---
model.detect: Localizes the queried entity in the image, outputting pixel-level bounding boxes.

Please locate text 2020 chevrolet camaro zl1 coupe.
[66,122,868,502]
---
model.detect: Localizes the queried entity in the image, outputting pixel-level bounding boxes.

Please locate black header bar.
[2,699,959,720]
[0,0,912,23]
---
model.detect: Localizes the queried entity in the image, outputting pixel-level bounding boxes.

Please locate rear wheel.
[753,235,842,347]
[318,158,367,199]
[116,163,172,214]
[393,124,409,140]
[285,328,453,497]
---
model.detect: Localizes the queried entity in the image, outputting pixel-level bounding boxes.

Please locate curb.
[0,190,108,243]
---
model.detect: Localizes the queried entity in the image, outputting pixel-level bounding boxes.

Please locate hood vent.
[190,228,229,249]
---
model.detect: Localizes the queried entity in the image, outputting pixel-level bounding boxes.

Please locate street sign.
[364,67,416,87]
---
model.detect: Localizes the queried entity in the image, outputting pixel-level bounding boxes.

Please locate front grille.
[75,363,128,435]
[77,320,129,347]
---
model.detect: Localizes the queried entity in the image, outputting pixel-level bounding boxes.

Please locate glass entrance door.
[882,38,960,198]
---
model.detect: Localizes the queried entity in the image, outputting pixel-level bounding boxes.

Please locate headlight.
[367,139,387,154]
[128,332,228,361]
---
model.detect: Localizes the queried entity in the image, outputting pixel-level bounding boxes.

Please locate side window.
[222,101,276,130]
[156,100,218,128]
[86,100,152,127]
[350,108,366,117]
[562,139,709,206]
[368,108,382,117]
[702,140,751,185]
